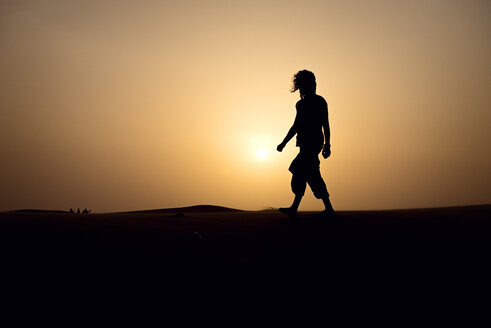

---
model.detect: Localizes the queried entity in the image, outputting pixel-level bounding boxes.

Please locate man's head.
[291,70,316,98]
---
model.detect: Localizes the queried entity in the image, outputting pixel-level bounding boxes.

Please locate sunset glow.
[256,148,268,160]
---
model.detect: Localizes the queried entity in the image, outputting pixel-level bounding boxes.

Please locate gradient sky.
[1,0,490,212]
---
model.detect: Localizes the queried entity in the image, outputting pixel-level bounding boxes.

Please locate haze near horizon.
[1,0,490,212]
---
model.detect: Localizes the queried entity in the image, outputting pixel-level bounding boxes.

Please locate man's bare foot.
[312,209,336,219]
[279,207,297,218]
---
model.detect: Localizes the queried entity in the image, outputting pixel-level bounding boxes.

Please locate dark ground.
[1,205,490,318]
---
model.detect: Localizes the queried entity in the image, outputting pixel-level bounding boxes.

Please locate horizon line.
[3,203,490,214]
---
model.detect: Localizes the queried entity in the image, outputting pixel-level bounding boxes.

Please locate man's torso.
[295,94,327,149]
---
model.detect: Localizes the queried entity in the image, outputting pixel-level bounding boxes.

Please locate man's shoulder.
[295,99,303,110]
[315,94,327,106]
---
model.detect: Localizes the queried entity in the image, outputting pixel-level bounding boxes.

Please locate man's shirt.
[294,94,329,149]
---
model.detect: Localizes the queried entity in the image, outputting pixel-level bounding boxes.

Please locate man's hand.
[277,142,286,152]
[322,144,331,159]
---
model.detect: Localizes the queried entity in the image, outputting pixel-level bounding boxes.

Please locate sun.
[256,148,268,160]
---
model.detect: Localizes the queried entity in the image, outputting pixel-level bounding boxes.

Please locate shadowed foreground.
[1,205,490,308]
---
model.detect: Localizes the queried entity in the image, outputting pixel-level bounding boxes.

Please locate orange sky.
[1,0,490,212]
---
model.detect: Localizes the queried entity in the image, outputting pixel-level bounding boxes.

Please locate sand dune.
[8,209,70,214]
[1,204,489,304]
[122,204,243,214]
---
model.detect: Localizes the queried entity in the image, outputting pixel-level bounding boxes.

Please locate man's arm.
[322,103,331,158]
[277,122,297,152]
[277,106,299,152]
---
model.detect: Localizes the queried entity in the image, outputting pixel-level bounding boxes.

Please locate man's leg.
[308,170,335,216]
[279,173,306,217]
[291,194,303,211]
[321,196,335,213]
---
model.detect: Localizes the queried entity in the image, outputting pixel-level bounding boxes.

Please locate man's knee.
[309,175,329,199]
[292,184,306,196]
[291,175,307,196]
[312,187,329,199]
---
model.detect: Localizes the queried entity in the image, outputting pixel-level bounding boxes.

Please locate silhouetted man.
[277,70,334,218]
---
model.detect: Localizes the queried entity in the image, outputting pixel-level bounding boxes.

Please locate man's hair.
[291,70,316,97]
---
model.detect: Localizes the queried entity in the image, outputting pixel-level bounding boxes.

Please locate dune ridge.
[120,204,244,214]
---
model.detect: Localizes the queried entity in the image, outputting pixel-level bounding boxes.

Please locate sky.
[1,0,490,212]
